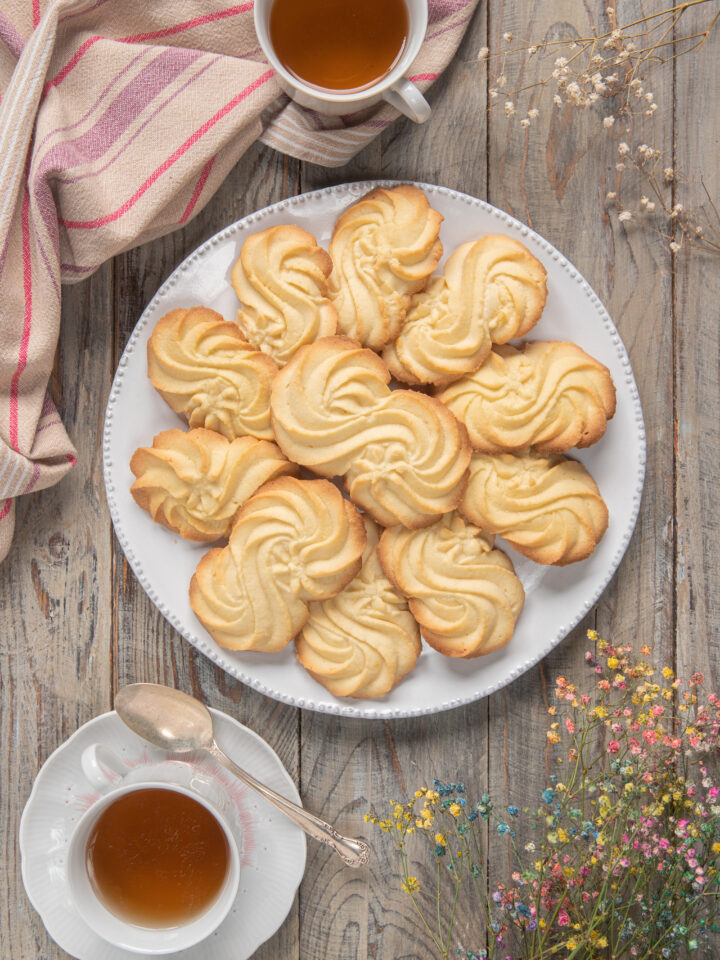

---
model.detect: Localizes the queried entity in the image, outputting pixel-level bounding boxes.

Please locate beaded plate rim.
[103,180,646,720]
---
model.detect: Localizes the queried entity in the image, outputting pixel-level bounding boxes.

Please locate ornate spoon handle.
[209,741,370,868]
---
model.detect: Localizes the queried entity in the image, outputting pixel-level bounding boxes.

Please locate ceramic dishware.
[254,0,431,122]
[66,746,240,955]
[20,709,306,960]
[103,180,645,720]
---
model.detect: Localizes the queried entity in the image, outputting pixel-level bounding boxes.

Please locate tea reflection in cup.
[254,0,431,123]
[66,745,240,954]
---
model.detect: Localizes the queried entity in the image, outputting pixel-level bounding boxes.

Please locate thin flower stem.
[437,858,444,945]
[399,845,447,956]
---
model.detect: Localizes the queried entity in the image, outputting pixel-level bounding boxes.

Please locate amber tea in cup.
[269,0,410,93]
[85,787,230,928]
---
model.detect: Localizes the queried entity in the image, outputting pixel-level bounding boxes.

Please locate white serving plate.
[20,709,306,960]
[103,181,645,720]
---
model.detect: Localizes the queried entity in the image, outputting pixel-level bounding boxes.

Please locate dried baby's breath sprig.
[471,1,720,256]
[476,1,718,125]
[611,142,720,255]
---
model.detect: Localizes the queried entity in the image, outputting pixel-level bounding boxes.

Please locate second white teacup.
[67,745,240,955]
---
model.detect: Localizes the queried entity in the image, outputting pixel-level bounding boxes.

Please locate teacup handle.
[382,77,431,124]
[81,744,131,793]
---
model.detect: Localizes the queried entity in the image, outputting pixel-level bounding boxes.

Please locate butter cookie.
[459,450,608,565]
[231,225,337,365]
[296,518,421,699]
[270,336,471,528]
[377,512,524,658]
[130,428,297,542]
[436,341,616,452]
[384,235,547,385]
[189,477,366,652]
[148,307,277,441]
[328,185,443,350]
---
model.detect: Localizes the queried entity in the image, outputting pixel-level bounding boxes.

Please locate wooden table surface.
[3,2,718,957]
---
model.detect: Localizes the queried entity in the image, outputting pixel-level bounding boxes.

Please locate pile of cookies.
[129,185,616,700]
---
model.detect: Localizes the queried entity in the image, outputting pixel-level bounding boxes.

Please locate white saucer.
[19,709,306,960]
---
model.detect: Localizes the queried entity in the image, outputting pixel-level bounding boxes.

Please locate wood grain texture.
[484,0,676,939]
[1,265,114,959]
[296,8,491,959]
[1,1,717,958]
[111,143,303,960]
[673,3,720,686]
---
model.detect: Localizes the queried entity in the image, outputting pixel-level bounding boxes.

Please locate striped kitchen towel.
[0,0,479,563]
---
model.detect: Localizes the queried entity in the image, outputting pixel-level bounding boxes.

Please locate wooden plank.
[111,143,303,960]
[674,5,720,684]
[296,8,491,959]
[484,0,676,939]
[1,264,115,959]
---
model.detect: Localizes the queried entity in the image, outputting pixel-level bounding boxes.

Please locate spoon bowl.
[115,683,214,753]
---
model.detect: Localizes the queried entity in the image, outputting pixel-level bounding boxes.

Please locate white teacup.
[67,745,240,955]
[254,0,431,123]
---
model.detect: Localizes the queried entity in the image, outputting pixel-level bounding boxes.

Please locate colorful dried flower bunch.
[474,2,720,255]
[368,633,720,959]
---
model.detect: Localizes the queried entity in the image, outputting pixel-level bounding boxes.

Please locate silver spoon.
[114,683,370,868]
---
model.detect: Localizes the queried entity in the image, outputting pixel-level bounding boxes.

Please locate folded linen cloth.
[0,0,479,563]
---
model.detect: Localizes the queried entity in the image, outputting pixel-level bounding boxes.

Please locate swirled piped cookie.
[436,342,616,452]
[383,236,548,386]
[148,307,277,441]
[459,450,608,565]
[296,518,421,699]
[328,185,443,350]
[129,428,297,542]
[189,477,366,652]
[231,225,337,365]
[377,512,524,658]
[270,336,471,528]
